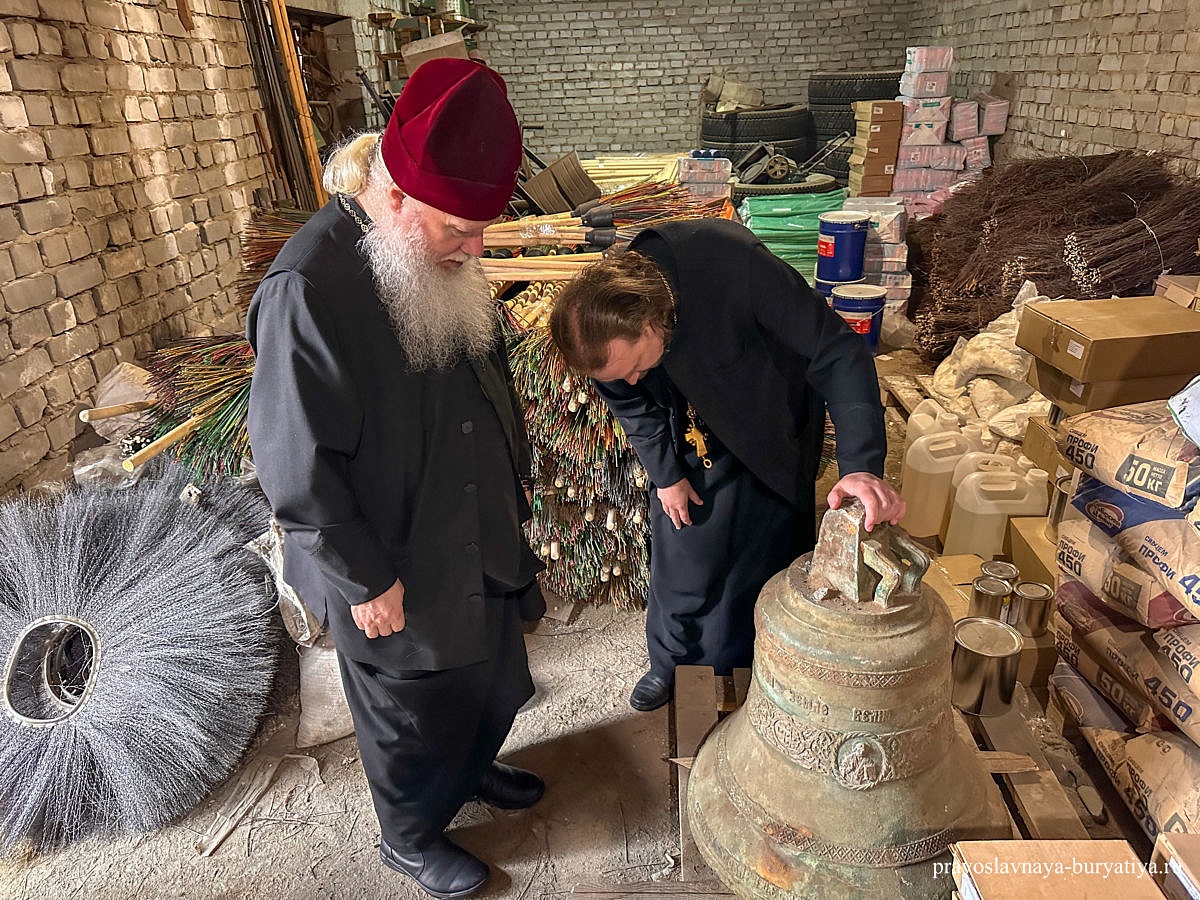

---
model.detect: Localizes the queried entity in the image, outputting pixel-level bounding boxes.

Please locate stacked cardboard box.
[1156,273,1200,311]
[847,100,902,197]
[1015,296,1200,419]
[841,196,910,305]
[676,155,732,201]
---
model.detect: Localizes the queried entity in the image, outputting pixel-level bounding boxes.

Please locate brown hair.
[549,250,675,373]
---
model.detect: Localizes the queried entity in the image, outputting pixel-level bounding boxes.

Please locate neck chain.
[338,193,371,235]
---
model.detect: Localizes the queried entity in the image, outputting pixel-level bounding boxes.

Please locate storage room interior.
[1,1,1199,898]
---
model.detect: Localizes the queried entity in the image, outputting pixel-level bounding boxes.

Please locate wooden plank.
[265,0,328,207]
[970,686,1090,840]
[732,668,751,707]
[881,374,926,416]
[573,882,734,896]
[673,665,719,883]
[715,675,737,713]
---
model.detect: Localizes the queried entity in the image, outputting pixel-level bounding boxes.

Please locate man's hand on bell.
[657,477,703,530]
[827,472,906,532]
[352,579,407,639]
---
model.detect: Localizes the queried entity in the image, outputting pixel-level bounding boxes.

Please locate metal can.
[969,575,1013,622]
[980,560,1019,584]
[1011,581,1054,638]
[951,617,1024,716]
[1044,474,1074,543]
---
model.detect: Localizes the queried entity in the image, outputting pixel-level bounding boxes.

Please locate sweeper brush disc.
[0,468,278,852]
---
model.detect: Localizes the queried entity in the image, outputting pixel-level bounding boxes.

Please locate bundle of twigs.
[235,209,314,308]
[132,337,256,479]
[909,152,1197,360]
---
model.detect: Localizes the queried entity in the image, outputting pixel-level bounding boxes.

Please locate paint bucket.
[816,211,870,283]
[830,284,886,350]
[951,617,1024,716]
[814,276,863,298]
[1011,581,1054,638]
[968,575,1014,623]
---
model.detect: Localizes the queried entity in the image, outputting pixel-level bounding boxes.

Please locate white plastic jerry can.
[942,468,1050,558]
[900,430,975,538]
[903,403,958,458]
[939,452,1019,544]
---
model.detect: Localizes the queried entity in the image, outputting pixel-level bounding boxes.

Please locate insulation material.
[1059,401,1200,509]
[1057,517,1198,629]
[974,92,1011,135]
[904,45,954,73]
[949,100,980,141]
[900,96,953,123]
[901,120,949,146]
[899,72,951,99]
[1059,578,1200,744]
[1073,476,1200,614]
[896,143,967,171]
[1082,727,1200,837]
[961,135,992,170]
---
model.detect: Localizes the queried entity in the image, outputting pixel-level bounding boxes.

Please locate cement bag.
[1049,659,1135,732]
[297,632,355,749]
[1082,727,1200,837]
[1054,616,1173,732]
[967,375,1034,421]
[1058,400,1200,509]
[1154,625,1200,693]
[1058,579,1200,743]
[931,337,969,401]
[1057,518,1197,629]
[1073,476,1200,615]
[953,330,1032,389]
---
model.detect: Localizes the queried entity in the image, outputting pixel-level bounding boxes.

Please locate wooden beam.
[264,0,328,208]
[175,0,194,31]
[572,883,734,897]
[673,666,719,883]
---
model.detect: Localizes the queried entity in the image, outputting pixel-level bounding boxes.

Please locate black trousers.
[337,594,534,850]
[646,451,806,678]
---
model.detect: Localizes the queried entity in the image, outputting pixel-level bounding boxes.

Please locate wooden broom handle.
[79,400,155,422]
[122,416,204,472]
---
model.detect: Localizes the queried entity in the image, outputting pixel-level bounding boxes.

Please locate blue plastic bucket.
[831,284,887,351]
[816,211,870,283]
[814,276,864,298]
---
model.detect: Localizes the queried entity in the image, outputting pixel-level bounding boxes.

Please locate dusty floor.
[0,351,926,900]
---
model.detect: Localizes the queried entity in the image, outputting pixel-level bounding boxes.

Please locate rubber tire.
[700,103,815,143]
[808,70,904,104]
[817,146,852,176]
[700,136,816,164]
[732,173,838,204]
[810,102,856,139]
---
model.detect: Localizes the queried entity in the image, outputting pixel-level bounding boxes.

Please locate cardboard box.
[853,100,904,122]
[1015,296,1200,382]
[853,119,903,147]
[1027,358,1193,416]
[1155,273,1200,311]
[400,31,469,75]
[925,553,985,620]
[1017,628,1057,698]
[952,840,1164,898]
[848,152,896,176]
[851,140,901,162]
[848,172,894,196]
[1021,415,1076,481]
[1006,516,1057,586]
[1151,832,1200,900]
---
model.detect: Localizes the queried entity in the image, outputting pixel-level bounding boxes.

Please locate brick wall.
[906,0,1200,171]
[0,0,272,491]
[473,1,911,156]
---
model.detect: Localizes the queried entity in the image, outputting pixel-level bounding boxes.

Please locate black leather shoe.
[474,762,545,810]
[380,835,489,899]
[629,672,672,711]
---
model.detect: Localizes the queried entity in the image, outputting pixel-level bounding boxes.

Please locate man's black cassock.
[246,199,544,849]
[594,220,887,678]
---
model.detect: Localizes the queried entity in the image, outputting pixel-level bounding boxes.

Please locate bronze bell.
[687,501,1011,898]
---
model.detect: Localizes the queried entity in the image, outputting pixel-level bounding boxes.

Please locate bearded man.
[247,59,545,899]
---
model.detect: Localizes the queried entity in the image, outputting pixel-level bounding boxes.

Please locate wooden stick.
[79,400,156,423]
[122,416,204,472]
[264,0,328,207]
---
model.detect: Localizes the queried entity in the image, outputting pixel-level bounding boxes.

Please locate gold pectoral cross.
[685,404,713,469]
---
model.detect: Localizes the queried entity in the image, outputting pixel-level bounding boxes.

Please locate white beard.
[359,216,495,372]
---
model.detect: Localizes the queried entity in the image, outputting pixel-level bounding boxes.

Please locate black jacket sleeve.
[246,270,397,606]
[744,241,887,477]
[592,378,689,489]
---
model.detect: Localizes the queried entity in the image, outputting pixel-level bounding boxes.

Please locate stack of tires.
[807,70,904,184]
[700,104,831,202]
